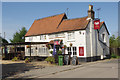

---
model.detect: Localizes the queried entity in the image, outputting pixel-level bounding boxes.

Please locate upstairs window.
[68,32,75,40]
[40,35,46,40]
[29,37,33,41]
[102,34,106,42]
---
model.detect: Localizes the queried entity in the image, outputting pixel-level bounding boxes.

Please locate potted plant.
[64,45,67,49]
[26,45,30,48]
[57,50,62,55]
[49,49,53,56]
[70,43,73,47]
[46,44,51,49]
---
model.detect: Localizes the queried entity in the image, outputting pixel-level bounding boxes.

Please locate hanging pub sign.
[79,47,84,56]
[54,40,60,45]
[94,19,100,30]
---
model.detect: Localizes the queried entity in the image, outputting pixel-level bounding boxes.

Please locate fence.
[110,47,120,56]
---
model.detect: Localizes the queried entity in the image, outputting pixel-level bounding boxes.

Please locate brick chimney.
[88,5,94,19]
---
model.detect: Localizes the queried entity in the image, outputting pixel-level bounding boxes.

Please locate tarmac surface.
[6,59,119,79]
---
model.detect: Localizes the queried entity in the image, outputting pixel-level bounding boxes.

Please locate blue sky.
[2,2,118,42]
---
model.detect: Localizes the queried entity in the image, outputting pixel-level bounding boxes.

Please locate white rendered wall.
[25,30,86,57]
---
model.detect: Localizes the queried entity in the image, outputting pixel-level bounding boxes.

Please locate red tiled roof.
[58,16,89,32]
[25,13,90,37]
[100,21,104,28]
[25,13,67,36]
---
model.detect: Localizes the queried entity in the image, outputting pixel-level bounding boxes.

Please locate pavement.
[7,59,119,78]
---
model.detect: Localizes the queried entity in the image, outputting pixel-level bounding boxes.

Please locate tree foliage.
[0,37,8,43]
[10,27,27,43]
[109,35,120,48]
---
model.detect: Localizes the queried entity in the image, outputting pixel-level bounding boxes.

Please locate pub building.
[25,5,110,62]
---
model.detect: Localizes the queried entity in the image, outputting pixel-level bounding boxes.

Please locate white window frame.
[73,47,77,55]
[67,47,77,56]
[40,35,46,40]
[68,32,75,40]
[29,37,33,41]
[102,34,106,42]
[38,47,48,54]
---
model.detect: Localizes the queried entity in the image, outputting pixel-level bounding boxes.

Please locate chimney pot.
[88,5,94,19]
[89,5,93,10]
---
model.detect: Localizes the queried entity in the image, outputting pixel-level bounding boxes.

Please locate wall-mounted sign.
[94,19,100,30]
[79,47,84,56]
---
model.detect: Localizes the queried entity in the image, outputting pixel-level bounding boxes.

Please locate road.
[8,59,119,78]
[41,59,118,78]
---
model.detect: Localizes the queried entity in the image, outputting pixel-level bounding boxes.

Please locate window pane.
[67,47,69,51]
[69,47,71,51]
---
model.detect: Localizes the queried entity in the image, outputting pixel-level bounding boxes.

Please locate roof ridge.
[36,13,65,21]
[63,16,88,21]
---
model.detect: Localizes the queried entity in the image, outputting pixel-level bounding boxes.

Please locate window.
[67,47,77,55]
[68,32,75,40]
[29,37,33,41]
[49,35,55,39]
[55,34,58,37]
[40,35,46,40]
[102,34,106,42]
[31,49,33,53]
[28,48,33,53]
[28,48,30,53]
[67,47,72,55]
[38,47,48,54]
[73,47,77,55]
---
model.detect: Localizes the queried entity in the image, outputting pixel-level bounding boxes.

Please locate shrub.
[111,53,117,58]
[117,56,120,59]
[46,44,51,49]
[25,57,30,63]
[57,50,62,55]
[45,57,55,64]
[50,51,53,54]
[12,57,18,61]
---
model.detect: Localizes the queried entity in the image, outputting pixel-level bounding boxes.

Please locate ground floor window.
[38,47,48,54]
[67,47,77,55]
[28,48,30,53]
[67,47,72,55]
[27,48,33,54]
[73,47,77,55]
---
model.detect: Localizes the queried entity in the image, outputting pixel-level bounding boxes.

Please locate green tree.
[10,27,27,43]
[0,37,8,43]
[109,35,115,47]
[109,35,120,48]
